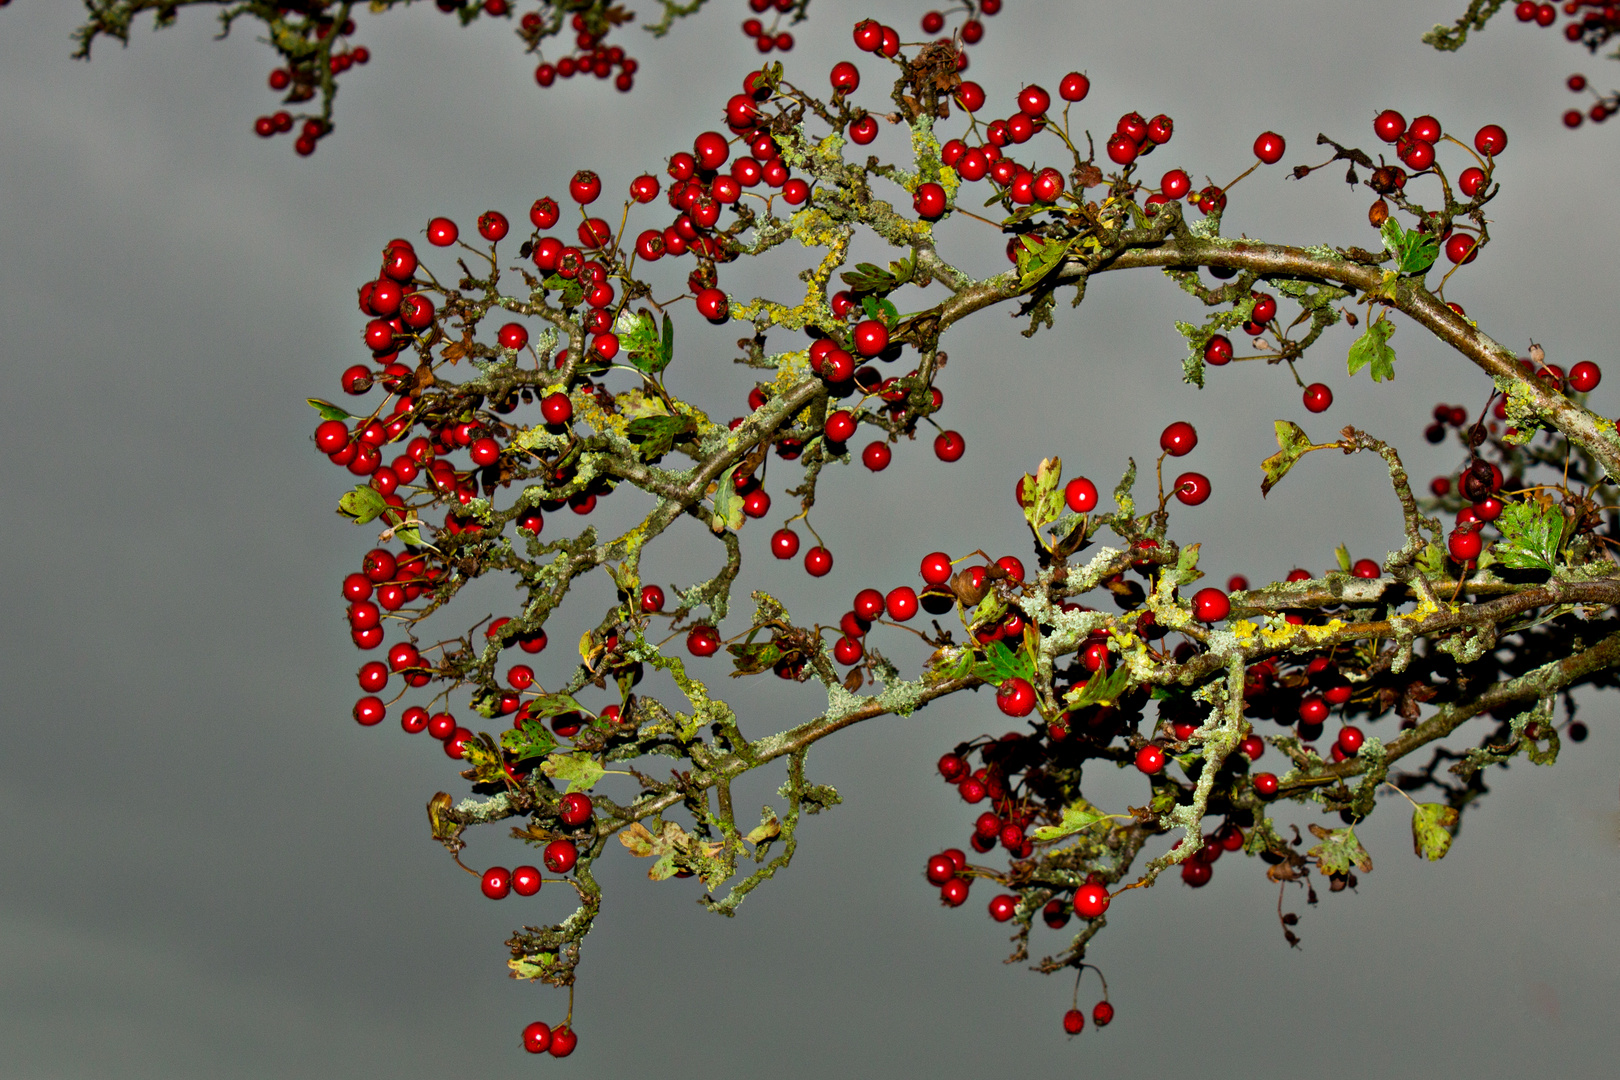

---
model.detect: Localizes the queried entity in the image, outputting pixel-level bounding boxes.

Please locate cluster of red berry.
[1512,2,1620,125]
[530,7,639,90]
[738,0,803,54]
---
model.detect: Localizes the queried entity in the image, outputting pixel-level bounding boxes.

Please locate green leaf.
[1170,542,1202,586]
[529,693,587,719]
[1020,456,1065,535]
[727,639,784,676]
[1030,798,1110,842]
[1347,316,1397,382]
[1380,218,1440,277]
[975,639,1035,685]
[1307,823,1373,876]
[1064,664,1132,710]
[1015,235,1073,292]
[658,313,675,371]
[626,414,693,458]
[924,645,973,683]
[840,257,917,295]
[337,484,388,524]
[1494,499,1564,571]
[1261,420,1317,497]
[500,718,558,762]
[540,751,606,793]
[1416,542,1448,578]
[710,464,745,534]
[307,397,353,422]
[744,807,782,846]
[860,294,899,328]
[1334,543,1352,573]
[1411,803,1459,861]
[541,273,584,308]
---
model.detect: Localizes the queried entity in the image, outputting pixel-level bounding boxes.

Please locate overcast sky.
[2,1,1618,1076]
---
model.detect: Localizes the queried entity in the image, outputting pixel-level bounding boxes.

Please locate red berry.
[426,217,459,246]
[996,677,1036,717]
[833,635,864,665]
[1474,124,1508,156]
[852,319,890,357]
[541,392,573,425]
[1299,695,1329,725]
[559,792,593,826]
[1105,132,1138,165]
[693,131,730,170]
[940,877,969,906]
[548,1027,577,1058]
[1352,558,1381,578]
[481,866,512,899]
[1253,772,1279,796]
[477,210,509,241]
[1337,726,1365,755]
[1017,84,1051,116]
[640,584,666,613]
[849,116,879,144]
[1203,334,1233,366]
[1074,882,1110,918]
[913,181,948,219]
[1063,1009,1085,1035]
[886,586,919,620]
[1092,1001,1115,1027]
[687,625,721,656]
[1303,383,1333,413]
[1570,361,1602,392]
[542,839,578,874]
[1192,587,1230,623]
[1239,735,1264,761]
[1058,72,1090,101]
[1159,421,1197,456]
[934,430,965,461]
[988,894,1017,922]
[522,1021,553,1054]
[1253,130,1286,164]
[1135,744,1166,774]
[353,696,385,726]
[770,528,800,560]
[1408,114,1441,144]
[695,287,730,323]
[804,546,832,576]
[1458,167,1487,198]
[1065,477,1098,513]
[1449,526,1483,562]
[861,440,892,471]
[512,865,542,896]
[1171,471,1211,507]
[920,551,952,585]
[955,81,986,111]
[830,60,860,94]
[1373,109,1406,142]
[926,854,956,885]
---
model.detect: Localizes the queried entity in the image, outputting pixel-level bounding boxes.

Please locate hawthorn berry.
[1159,421,1197,456]
[1192,587,1230,623]
[1458,167,1487,198]
[548,1027,577,1058]
[1204,334,1233,366]
[693,130,730,170]
[541,392,573,425]
[833,635,864,665]
[1017,84,1051,117]
[1105,132,1138,165]
[1074,882,1110,918]
[522,1021,553,1054]
[886,586,919,621]
[1570,361,1602,392]
[542,839,578,874]
[1239,735,1264,760]
[940,877,970,906]
[1448,526,1483,562]
[640,584,666,613]
[804,546,833,576]
[1093,1001,1115,1027]
[849,116,879,144]
[771,528,801,560]
[1299,695,1329,725]
[1253,131,1286,163]
[511,865,542,897]
[1253,772,1280,796]
[988,894,1017,922]
[1063,1009,1085,1035]
[1352,558,1381,578]
[559,792,593,826]
[1474,123,1508,157]
[913,182,948,219]
[425,217,459,247]
[937,754,967,782]
[481,866,512,899]
[1065,477,1099,513]
[1373,109,1406,142]
[1303,383,1333,413]
[1135,744,1166,774]
[695,287,730,323]
[1173,471,1211,506]
[687,626,721,657]
[353,696,385,726]
[955,80,986,111]
[862,441,892,471]
[996,677,1036,717]
[1058,72,1090,101]
[926,854,956,885]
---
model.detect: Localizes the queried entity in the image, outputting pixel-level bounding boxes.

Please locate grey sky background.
[2,1,1618,1076]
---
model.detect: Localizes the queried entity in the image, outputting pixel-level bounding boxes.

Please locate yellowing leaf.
[1411,803,1459,861]
[1030,798,1110,842]
[540,752,605,793]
